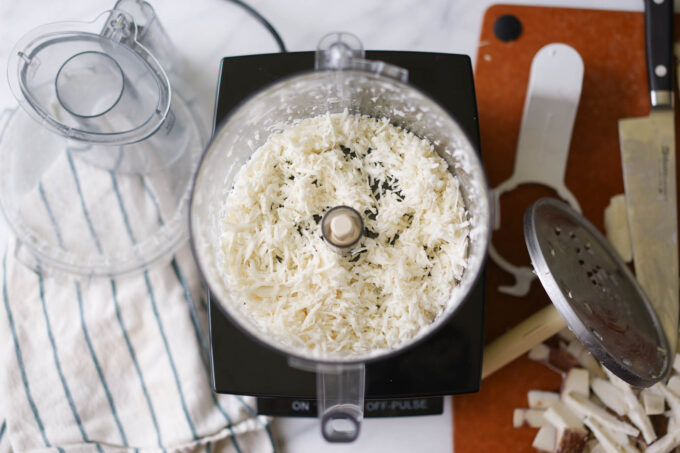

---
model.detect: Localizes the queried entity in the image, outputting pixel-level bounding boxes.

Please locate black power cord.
[223,0,287,52]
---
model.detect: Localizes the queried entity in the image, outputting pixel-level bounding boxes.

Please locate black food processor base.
[210,51,485,417]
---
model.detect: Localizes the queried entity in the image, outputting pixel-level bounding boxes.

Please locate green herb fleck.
[348,248,367,263]
[364,209,378,221]
[339,144,357,160]
[364,228,379,240]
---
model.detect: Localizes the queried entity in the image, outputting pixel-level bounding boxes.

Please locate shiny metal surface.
[619,107,678,362]
[524,198,670,387]
[650,90,673,107]
[321,206,364,251]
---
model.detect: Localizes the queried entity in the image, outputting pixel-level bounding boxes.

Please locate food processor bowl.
[190,33,490,441]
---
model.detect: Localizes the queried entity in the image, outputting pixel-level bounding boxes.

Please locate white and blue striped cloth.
[0,138,277,452]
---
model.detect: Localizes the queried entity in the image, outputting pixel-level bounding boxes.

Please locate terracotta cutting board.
[453,4,680,452]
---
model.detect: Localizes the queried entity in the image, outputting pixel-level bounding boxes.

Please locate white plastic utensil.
[490,43,584,297]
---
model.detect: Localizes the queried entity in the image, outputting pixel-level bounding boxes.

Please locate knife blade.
[618,0,678,365]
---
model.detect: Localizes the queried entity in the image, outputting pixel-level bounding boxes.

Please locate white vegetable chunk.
[562,340,584,359]
[563,368,590,398]
[564,392,639,437]
[622,386,657,444]
[603,194,632,262]
[642,388,667,415]
[528,390,560,409]
[513,408,525,428]
[528,343,551,362]
[584,417,640,453]
[578,353,607,379]
[658,384,680,426]
[648,383,666,396]
[603,368,657,444]
[673,353,680,374]
[591,377,627,417]
[525,409,547,428]
[561,341,606,379]
[532,425,556,452]
[602,368,628,391]
[544,401,587,435]
[668,376,680,396]
[646,428,680,453]
[513,408,548,428]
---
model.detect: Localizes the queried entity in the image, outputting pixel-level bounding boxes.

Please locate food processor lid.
[7,9,171,145]
[524,198,671,386]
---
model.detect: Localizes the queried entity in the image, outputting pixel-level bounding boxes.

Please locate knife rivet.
[655,64,668,78]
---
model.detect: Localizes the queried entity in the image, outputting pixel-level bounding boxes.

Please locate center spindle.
[321,206,364,250]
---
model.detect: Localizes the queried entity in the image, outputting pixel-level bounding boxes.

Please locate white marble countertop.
[0,0,644,451]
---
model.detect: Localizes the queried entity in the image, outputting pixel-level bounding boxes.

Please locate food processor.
[0,0,205,277]
[191,33,491,442]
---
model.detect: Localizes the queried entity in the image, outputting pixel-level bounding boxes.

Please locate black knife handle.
[645,0,673,107]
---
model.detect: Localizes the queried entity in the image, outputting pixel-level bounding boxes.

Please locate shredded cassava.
[220,112,470,357]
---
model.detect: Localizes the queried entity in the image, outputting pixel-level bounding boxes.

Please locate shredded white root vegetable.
[220,112,469,357]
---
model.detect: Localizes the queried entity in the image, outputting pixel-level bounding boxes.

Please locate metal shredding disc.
[524,198,670,387]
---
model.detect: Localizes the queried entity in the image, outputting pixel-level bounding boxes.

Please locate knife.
[619,0,678,363]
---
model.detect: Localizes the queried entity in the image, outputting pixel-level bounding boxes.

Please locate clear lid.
[0,3,205,278]
[7,9,170,145]
[524,198,671,386]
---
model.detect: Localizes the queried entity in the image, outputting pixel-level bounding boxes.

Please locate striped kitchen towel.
[0,131,277,452]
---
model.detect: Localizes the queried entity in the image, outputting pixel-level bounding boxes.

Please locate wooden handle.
[482,305,567,379]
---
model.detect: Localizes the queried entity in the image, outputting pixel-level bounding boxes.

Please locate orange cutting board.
[453,5,680,452]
